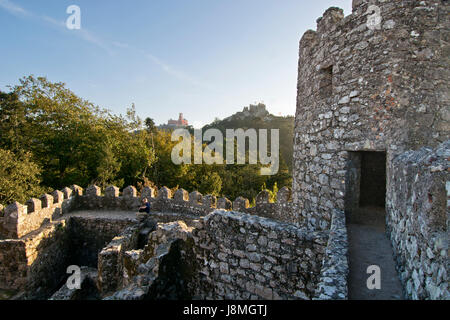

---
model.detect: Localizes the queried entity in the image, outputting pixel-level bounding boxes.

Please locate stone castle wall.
[1,1,448,301]
[291,0,449,300]
[0,221,71,299]
[0,183,302,299]
[387,140,449,299]
[292,0,449,229]
[97,223,141,295]
[0,215,136,298]
[314,209,349,300]
[191,210,328,300]
[104,210,338,300]
[67,217,136,268]
[1,0,448,301]
[0,239,28,290]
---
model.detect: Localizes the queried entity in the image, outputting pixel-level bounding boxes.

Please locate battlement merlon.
[316,7,344,34]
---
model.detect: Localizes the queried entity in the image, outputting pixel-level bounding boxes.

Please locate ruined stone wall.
[0,181,302,299]
[97,223,141,295]
[0,215,135,298]
[292,0,450,229]
[24,221,72,299]
[144,221,198,300]
[103,210,330,300]
[67,217,136,268]
[387,140,449,300]
[104,220,197,300]
[192,210,328,300]
[0,221,71,299]
[0,239,28,290]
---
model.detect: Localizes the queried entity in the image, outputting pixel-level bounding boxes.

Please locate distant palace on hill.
[158,113,189,130]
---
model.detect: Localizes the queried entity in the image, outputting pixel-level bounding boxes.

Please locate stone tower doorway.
[345,151,387,229]
[345,151,404,299]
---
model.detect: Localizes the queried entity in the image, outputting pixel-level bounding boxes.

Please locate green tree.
[93,142,123,188]
[1,76,155,190]
[0,91,34,153]
[198,172,222,196]
[145,117,156,133]
[0,149,46,205]
[148,129,190,187]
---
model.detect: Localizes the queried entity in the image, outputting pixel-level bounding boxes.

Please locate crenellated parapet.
[0,184,299,240]
[0,186,78,239]
[73,184,297,223]
[316,7,344,34]
[231,187,297,223]
[217,197,232,210]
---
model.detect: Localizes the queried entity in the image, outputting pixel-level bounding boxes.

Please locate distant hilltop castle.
[168,113,188,127]
[224,102,271,121]
[159,113,189,130]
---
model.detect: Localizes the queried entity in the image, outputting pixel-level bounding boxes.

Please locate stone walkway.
[57,211,202,225]
[347,223,405,300]
[58,210,138,221]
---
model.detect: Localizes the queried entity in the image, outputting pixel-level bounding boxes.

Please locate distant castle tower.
[166,113,189,127]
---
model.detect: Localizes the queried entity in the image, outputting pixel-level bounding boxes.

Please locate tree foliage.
[0,149,46,204]
[0,76,155,204]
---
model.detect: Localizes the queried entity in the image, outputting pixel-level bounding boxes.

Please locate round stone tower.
[292,0,449,228]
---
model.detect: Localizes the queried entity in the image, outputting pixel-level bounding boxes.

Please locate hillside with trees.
[202,103,294,173]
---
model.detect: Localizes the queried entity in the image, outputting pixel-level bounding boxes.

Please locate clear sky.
[0,0,352,128]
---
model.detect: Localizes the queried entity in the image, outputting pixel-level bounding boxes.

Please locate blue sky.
[0,0,352,128]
